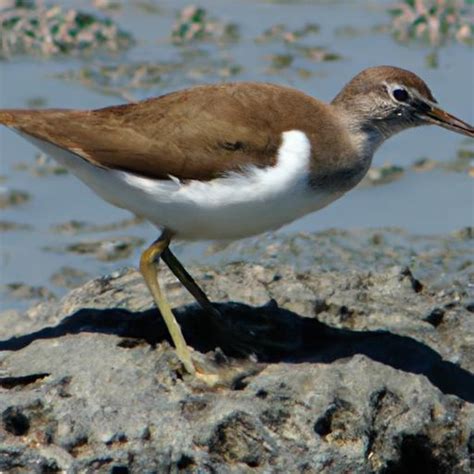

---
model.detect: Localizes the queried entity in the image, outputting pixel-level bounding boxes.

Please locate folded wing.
[0,82,330,181]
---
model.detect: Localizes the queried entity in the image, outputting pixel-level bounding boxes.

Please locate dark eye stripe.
[413,98,431,114]
[393,88,409,102]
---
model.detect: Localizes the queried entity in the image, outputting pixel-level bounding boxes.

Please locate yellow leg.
[139,233,195,375]
[162,247,224,322]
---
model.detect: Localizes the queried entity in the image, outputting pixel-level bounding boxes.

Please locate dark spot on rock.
[444,302,458,310]
[0,372,49,389]
[314,411,332,437]
[111,466,129,474]
[298,462,315,473]
[366,389,405,458]
[117,338,144,349]
[56,376,73,398]
[212,347,229,365]
[383,435,442,474]
[140,426,151,440]
[296,273,308,281]
[256,389,268,399]
[423,308,445,327]
[176,454,195,470]
[272,274,282,282]
[339,305,353,321]
[43,425,56,444]
[2,406,30,436]
[106,432,128,446]
[231,375,249,391]
[313,398,356,440]
[313,299,329,314]
[209,411,269,466]
[68,436,89,456]
[89,457,113,470]
[413,279,424,293]
[369,388,401,414]
[180,397,208,419]
[400,267,423,293]
[260,407,290,431]
[467,432,474,455]
[466,302,474,313]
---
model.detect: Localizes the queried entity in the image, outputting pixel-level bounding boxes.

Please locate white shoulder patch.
[278,130,312,171]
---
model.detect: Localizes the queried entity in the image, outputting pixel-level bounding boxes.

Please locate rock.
[0,254,472,472]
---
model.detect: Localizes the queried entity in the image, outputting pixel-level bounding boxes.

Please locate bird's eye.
[392,88,409,102]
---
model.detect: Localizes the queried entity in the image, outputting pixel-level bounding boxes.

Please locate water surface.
[0,0,472,310]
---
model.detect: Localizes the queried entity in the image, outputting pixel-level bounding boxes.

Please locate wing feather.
[0,82,334,181]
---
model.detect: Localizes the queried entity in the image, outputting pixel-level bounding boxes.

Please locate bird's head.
[332,65,473,141]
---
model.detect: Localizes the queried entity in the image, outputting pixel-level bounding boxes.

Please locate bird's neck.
[338,108,404,158]
[332,101,408,158]
[335,112,387,162]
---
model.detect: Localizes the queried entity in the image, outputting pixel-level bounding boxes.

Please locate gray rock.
[0,241,472,472]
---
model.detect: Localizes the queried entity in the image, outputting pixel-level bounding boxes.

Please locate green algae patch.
[171,5,239,45]
[388,0,473,46]
[0,0,133,59]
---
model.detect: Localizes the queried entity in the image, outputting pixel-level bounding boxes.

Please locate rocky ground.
[0,229,473,473]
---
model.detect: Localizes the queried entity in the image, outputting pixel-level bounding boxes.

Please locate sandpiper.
[1,66,472,378]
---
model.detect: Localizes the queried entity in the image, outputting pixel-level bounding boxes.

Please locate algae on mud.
[0,0,133,58]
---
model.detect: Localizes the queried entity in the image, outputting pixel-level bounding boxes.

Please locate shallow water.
[0,0,473,310]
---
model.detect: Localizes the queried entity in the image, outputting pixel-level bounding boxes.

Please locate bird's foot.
[184,348,262,388]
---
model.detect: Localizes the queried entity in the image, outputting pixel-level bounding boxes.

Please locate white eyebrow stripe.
[383,81,436,106]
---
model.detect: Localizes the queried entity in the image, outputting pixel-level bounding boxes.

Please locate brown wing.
[0,82,332,181]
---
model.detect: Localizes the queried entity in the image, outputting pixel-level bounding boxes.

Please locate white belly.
[19,130,344,240]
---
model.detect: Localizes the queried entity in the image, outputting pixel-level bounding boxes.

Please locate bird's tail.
[0,109,61,128]
[0,109,22,127]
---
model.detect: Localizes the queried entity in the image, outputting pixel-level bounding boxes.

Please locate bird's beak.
[422,104,474,138]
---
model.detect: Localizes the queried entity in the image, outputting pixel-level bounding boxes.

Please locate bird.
[0,65,472,381]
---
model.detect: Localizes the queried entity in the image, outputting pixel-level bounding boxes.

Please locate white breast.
[19,130,344,241]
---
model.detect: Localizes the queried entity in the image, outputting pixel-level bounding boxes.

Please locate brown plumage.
[0,82,356,182]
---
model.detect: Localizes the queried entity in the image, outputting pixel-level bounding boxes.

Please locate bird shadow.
[0,300,472,402]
